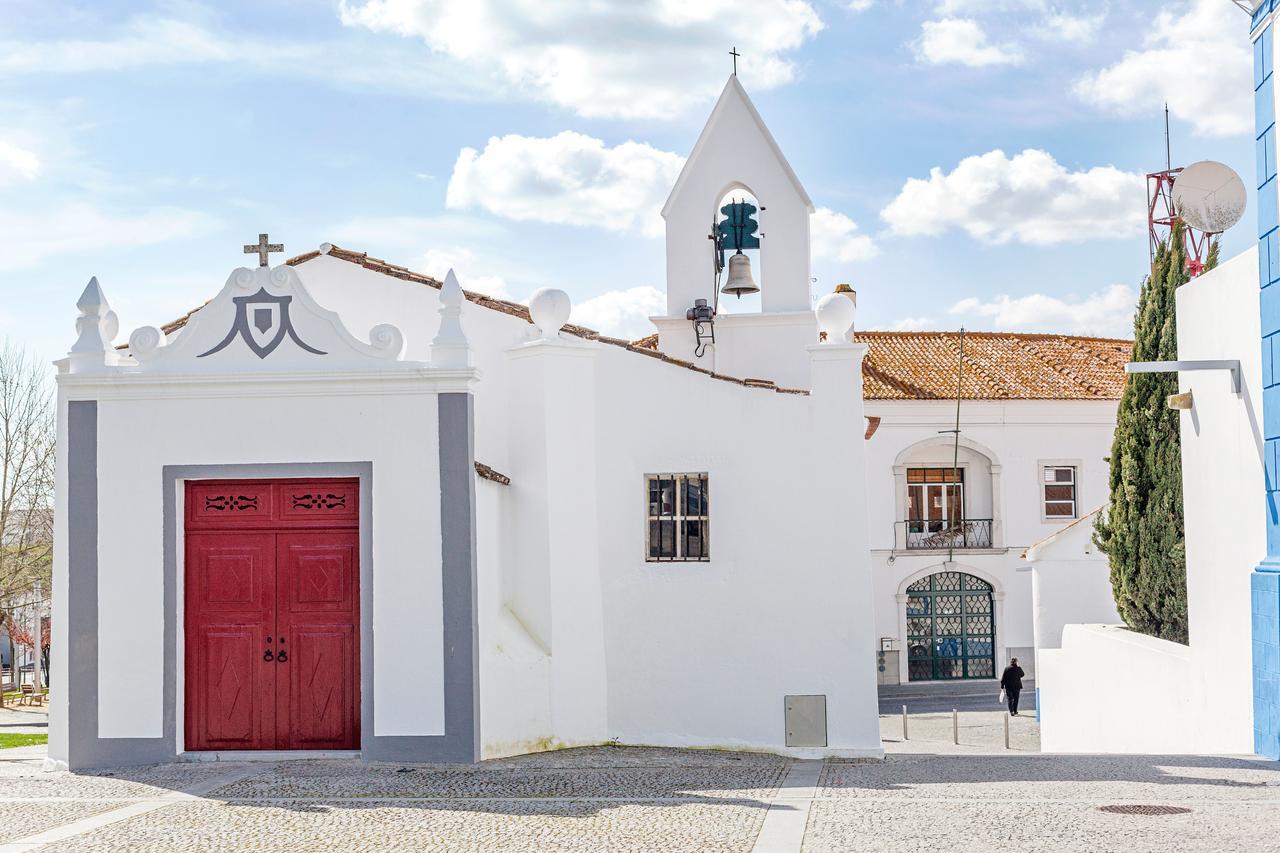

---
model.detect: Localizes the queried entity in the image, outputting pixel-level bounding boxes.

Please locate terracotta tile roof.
[854,331,1131,401]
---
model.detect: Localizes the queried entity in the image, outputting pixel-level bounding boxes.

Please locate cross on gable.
[244,233,283,267]
[729,46,740,76]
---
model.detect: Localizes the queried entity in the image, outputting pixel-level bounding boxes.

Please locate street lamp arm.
[1124,359,1242,394]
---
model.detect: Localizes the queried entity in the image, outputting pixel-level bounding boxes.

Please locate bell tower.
[651,74,819,388]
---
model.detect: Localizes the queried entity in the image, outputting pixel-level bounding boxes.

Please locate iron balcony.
[897,519,994,551]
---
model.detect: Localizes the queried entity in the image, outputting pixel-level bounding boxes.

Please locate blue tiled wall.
[1254,13,1280,760]
[1257,573,1280,757]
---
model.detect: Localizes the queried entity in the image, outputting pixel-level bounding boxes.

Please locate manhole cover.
[1099,805,1191,816]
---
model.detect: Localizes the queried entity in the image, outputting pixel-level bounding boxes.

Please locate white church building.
[49,74,1127,771]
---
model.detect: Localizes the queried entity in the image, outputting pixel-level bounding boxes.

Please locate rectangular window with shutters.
[1042,466,1077,519]
[646,474,709,562]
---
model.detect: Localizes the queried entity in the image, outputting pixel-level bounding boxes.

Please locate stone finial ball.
[815,292,856,341]
[528,288,572,340]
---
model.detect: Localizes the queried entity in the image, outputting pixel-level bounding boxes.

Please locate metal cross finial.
[729,46,740,75]
[244,233,283,267]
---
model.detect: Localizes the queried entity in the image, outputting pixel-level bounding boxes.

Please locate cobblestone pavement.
[880,706,1041,754]
[0,745,1277,851]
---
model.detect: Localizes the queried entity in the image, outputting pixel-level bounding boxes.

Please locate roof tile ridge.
[1060,335,1132,368]
[1013,337,1103,398]
[941,333,1014,399]
[861,355,937,399]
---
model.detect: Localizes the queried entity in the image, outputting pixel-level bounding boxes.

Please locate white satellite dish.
[1172,160,1247,234]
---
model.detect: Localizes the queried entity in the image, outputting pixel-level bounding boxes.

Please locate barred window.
[646,474,709,562]
[1043,466,1077,518]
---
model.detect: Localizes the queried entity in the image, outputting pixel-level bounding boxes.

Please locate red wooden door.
[275,532,360,749]
[184,479,359,752]
[184,533,277,751]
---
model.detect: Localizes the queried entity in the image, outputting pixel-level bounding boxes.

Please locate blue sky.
[0,0,1259,364]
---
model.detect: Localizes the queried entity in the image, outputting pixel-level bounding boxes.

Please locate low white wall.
[1039,246,1263,754]
[1040,625,1200,753]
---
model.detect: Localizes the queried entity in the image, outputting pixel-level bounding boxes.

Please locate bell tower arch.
[652,75,819,387]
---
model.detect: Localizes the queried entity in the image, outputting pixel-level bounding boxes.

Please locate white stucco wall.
[83,389,444,740]
[589,342,879,754]
[299,254,882,757]
[1039,246,1264,754]
[476,477,552,758]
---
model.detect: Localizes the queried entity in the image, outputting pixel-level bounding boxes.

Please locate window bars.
[646,473,710,562]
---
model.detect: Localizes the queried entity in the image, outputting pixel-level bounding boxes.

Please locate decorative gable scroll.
[127,264,410,372]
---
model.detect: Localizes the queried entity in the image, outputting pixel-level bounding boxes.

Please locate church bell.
[721,250,759,299]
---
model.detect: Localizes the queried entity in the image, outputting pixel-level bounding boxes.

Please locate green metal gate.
[905,571,995,681]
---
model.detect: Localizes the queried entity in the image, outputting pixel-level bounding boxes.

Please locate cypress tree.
[1094,223,1217,645]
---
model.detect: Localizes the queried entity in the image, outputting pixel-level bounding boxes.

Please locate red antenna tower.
[1147,105,1211,275]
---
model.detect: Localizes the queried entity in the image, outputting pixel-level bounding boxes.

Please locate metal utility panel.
[784,695,828,747]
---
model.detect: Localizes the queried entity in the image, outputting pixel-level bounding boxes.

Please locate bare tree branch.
[0,341,54,632]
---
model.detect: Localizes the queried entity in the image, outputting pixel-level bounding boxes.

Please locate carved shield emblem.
[198,288,326,359]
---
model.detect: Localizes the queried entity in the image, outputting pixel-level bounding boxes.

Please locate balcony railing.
[896,519,994,551]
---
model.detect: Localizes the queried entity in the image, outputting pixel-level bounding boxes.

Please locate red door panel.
[184,533,276,751]
[275,532,360,750]
[185,480,359,752]
[283,625,358,749]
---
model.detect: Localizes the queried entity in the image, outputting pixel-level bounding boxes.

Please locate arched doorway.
[905,571,995,681]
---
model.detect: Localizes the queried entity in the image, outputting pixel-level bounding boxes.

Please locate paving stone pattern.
[1,746,1278,851]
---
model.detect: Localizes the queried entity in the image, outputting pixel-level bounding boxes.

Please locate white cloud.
[447,132,878,255]
[880,148,1145,245]
[446,131,686,238]
[1074,0,1251,138]
[0,16,492,103]
[0,203,214,271]
[325,215,515,298]
[950,283,1136,337]
[811,208,878,262]
[420,245,512,300]
[934,0,1041,11]
[915,18,1023,67]
[0,139,39,183]
[889,316,936,331]
[570,286,666,339]
[328,214,504,249]
[339,0,824,119]
[847,0,875,10]
[0,18,231,73]
[1034,11,1104,42]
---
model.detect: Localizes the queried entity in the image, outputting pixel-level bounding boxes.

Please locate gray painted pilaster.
[364,392,480,762]
[67,400,173,769]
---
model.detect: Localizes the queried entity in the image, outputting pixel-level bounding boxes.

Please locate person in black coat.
[1000,658,1025,716]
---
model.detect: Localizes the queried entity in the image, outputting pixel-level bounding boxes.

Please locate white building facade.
[50,75,886,771]
[856,337,1126,685]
